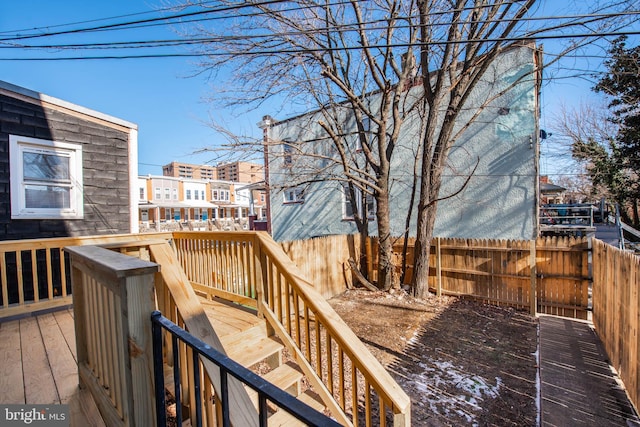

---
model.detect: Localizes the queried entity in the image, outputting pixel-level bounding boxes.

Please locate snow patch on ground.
[406,359,502,426]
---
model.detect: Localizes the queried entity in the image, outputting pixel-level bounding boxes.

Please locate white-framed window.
[139,187,145,201]
[172,188,177,200]
[155,187,161,200]
[342,184,375,220]
[283,187,305,204]
[283,142,294,167]
[201,190,205,200]
[194,190,199,200]
[186,189,192,200]
[10,135,83,219]
[212,189,230,201]
[164,188,170,200]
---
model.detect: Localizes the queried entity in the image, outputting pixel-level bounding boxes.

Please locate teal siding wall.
[268,45,539,242]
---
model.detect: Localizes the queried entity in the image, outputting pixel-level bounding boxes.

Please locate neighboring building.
[215,161,264,183]
[539,176,566,204]
[0,80,139,240]
[263,44,541,242]
[162,161,216,180]
[138,175,266,231]
[162,160,264,183]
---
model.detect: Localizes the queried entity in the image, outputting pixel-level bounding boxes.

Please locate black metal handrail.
[151,311,341,427]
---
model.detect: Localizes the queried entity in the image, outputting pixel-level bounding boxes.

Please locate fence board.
[592,239,640,414]
[366,235,589,317]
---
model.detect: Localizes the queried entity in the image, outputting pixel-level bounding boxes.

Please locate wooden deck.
[539,315,640,426]
[0,308,105,427]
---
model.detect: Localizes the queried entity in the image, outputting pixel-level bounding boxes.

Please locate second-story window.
[195,190,199,200]
[155,187,161,200]
[165,188,170,200]
[283,187,305,204]
[186,189,192,200]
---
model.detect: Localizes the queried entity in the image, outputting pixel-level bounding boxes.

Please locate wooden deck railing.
[255,232,411,426]
[172,231,411,426]
[0,233,171,320]
[66,245,159,426]
[592,239,640,413]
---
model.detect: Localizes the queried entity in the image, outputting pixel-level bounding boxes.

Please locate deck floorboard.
[0,308,105,427]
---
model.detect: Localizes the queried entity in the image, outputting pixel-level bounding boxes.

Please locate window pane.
[23,152,70,182]
[25,185,70,209]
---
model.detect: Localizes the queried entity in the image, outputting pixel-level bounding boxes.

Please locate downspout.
[258,115,275,234]
[533,45,543,239]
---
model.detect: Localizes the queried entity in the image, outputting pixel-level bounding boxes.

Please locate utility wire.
[2,10,639,51]
[2,29,639,61]
[0,0,609,43]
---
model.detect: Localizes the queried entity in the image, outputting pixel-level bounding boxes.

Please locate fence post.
[530,239,537,316]
[436,237,442,297]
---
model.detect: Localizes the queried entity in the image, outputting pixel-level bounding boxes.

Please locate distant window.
[283,143,294,166]
[139,187,145,200]
[194,190,199,200]
[164,188,170,200]
[342,184,375,220]
[212,190,218,200]
[10,135,83,219]
[155,187,161,200]
[173,188,177,200]
[201,190,205,200]
[283,187,305,204]
[186,189,192,200]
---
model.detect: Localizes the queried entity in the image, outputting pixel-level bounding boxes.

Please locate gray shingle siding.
[0,93,132,240]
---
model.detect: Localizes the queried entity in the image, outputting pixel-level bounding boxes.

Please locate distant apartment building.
[162,161,264,183]
[162,161,216,180]
[215,161,263,183]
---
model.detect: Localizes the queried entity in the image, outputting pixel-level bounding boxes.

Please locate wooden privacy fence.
[66,245,159,427]
[368,236,590,319]
[592,239,640,413]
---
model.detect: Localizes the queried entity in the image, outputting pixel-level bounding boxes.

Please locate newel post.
[67,245,160,427]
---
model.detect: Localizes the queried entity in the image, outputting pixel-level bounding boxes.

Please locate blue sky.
[1,0,267,175]
[1,1,636,178]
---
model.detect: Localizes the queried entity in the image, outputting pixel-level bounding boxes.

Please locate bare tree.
[176,0,639,295]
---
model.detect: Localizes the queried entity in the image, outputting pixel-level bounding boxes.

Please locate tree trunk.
[376,183,394,291]
[413,201,438,298]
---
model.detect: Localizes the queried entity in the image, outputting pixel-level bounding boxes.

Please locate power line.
[3,1,633,46]
[2,28,639,61]
[3,9,639,52]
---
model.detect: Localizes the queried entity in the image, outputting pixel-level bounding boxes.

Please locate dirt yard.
[329,289,539,426]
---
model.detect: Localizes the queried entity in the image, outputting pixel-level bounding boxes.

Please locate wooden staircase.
[151,233,410,426]
[190,296,326,425]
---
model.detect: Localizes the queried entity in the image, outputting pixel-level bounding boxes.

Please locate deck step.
[247,362,304,405]
[225,335,283,369]
[200,297,267,342]
[267,390,327,426]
